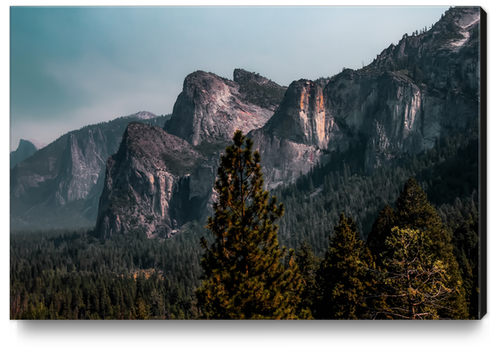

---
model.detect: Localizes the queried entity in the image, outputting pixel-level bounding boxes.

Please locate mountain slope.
[250,6,480,188]
[10,139,46,169]
[10,112,169,230]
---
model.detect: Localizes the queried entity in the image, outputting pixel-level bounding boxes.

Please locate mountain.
[94,7,481,239]
[163,69,286,146]
[250,6,480,187]
[10,111,170,230]
[11,7,481,237]
[10,139,46,169]
[11,68,285,232]
[95,69,287,238]
[95,122,213,238]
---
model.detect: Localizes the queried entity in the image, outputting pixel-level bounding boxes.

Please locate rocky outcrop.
[262,79,347,150]
[251,6,480,186]
[323,8,480,170]
[10,111,169,230]
[249,128,330,190]
[164,69,285,146]
[95,122,213,238]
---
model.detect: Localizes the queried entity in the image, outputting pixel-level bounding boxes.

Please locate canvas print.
[10,6,486,320]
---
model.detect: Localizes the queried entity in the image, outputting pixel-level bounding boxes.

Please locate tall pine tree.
[315,214,374,319]
[296,241,320,318]
[371,227,458,319]
[367,204,395,258]
[367,177,468,319]
[196,130,306,319]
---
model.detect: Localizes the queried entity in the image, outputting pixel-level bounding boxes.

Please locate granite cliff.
[96,69,286,238]
[11,7,481,236]
[10,112,169,230]
[251,6,480,187]
[163,69,286,146]
[95,122,212,238]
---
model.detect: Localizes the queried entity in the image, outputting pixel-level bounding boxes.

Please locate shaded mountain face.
[233,68,288,111]
[163,69,286,146]
[10,139,46,169]
[251,6,481,187]
[10,112,169,230]
[95,122,214,239]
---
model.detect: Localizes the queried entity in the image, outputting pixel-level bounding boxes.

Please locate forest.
[10,128,481,319]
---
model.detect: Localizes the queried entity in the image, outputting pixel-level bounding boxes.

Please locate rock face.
[97,69,287,237]
[164,69,286,146]
[250,127,330,190]
[10,139,45,169]
[341,6,480,167]
[251,6,481,187]
[10,112,169,230]
[95,122,213,238]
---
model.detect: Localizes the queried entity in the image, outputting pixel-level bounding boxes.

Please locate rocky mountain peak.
[14,139,37,152]
[250,6,480,188]
[437,6,480,33]
[263,79,332,149]
[164,69,277,146]
[233,68,287,111]
[10,112,170,231]
[370,6,480,75]
[96,122,207,239]
[118,122,203,176]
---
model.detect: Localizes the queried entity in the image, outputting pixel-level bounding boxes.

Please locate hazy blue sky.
[9,5,448,150]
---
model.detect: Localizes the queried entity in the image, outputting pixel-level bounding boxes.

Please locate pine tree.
[196,130,306,319]
[367,177,468,319]
[296,241,320,318]
[371,227,457,319]
[316,214,373,319]
[367,204,396,258]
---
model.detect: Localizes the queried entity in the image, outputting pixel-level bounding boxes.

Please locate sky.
[9,5,449,151]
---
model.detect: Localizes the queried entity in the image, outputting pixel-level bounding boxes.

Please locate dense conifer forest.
[10,129,481,319]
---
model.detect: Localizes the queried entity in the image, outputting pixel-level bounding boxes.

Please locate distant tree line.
[10,225,204,319]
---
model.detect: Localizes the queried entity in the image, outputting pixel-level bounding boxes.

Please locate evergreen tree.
[367,204,396,258]
[296,241,320,318]
[368,177,468,319]
[371,227,457,320]
[316,214,373,319]
[196,130,306,319]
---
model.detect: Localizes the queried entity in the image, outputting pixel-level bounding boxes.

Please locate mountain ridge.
[10,111,170,230]
[10,139,45,169]
[10,7,481,234]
